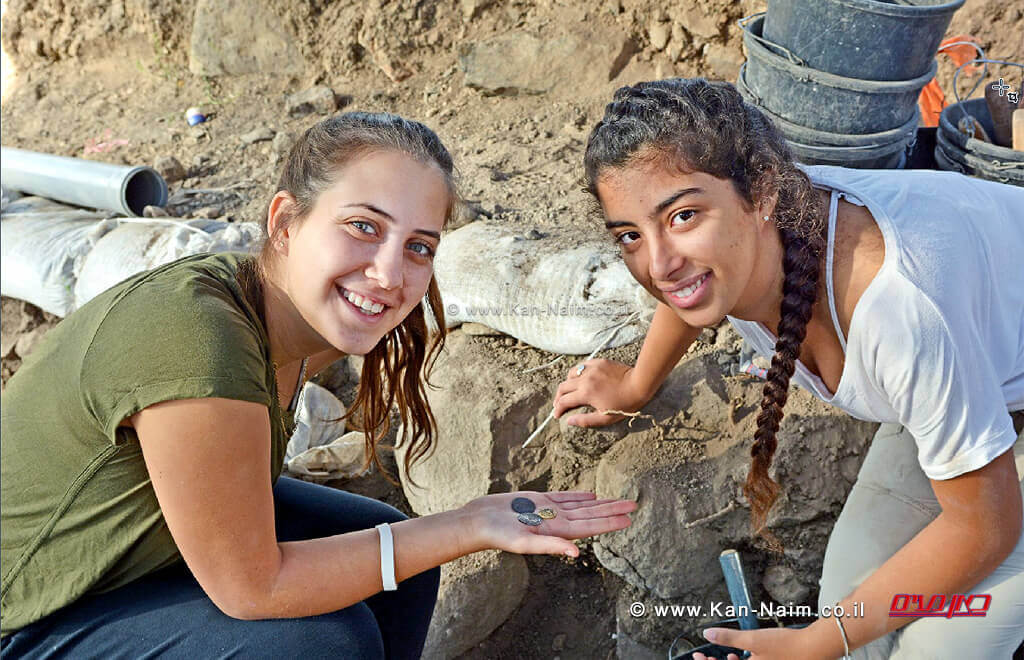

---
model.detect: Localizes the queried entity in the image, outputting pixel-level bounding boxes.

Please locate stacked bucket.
[737,0,964,169]
[935,98,1024,186]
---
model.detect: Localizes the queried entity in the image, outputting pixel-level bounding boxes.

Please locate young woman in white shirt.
[553,78,1024,659]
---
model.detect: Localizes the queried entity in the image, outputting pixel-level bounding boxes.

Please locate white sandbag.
[285,382,348,461]
[434,222,656,354]
[0,196,121,317]
[285,382,368,482]
[73,218,262,308]
[286,431,369,482]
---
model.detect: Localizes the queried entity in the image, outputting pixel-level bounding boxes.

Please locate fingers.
[557,496,617,510]
[565,410,623,428]
[561,513,633,538]
[553,391,590,419]
[703,628,751,653]
[562,499,638,519]
[544,491,598,503]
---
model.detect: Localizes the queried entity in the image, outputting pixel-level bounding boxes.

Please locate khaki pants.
[817,414,1024,659]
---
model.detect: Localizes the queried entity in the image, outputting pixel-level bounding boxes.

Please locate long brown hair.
[583,78,826,538]
[239,112,460,484]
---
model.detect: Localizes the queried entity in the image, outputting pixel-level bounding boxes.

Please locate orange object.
[919,35,983,127]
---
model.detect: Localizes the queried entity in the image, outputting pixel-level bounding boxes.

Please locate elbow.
[202,571,282,620]
[211,590,274,621]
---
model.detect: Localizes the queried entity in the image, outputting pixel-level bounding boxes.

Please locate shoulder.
[92,252,264,350]
[79,253,272,433]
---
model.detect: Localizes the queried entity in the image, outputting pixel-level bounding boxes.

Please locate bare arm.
[133,397,637,619]
[554,302,700,427]
[804,448,1023,655]
[632,302,702,399]
[700,448,1023,659]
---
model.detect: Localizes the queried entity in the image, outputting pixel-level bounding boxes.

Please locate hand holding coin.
[458,490,638,558]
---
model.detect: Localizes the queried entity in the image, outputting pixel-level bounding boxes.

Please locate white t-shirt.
[728,166,1024,480]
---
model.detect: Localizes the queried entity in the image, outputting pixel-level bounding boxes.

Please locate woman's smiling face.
[273,149,450,356]
[596,158,781,328]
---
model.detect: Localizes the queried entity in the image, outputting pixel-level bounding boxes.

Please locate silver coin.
[517,512,543,526]
[511,497,536,513]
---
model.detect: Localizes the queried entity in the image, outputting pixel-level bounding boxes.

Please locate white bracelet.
[834,611,851,659]
[375,523,398,591]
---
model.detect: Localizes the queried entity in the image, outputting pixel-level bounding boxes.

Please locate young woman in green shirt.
[0,113,637,658]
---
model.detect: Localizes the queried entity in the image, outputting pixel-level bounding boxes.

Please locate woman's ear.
[267,191,298,255]
[757,191,779,224]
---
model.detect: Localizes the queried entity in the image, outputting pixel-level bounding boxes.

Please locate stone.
[394,332,554,516]
[649,21,670,52]
[461,0,496,21]
[286,86,338,117]
[142,205,169,218]
[189,0,305,76]
[14,326,49,359]
[193,206,223,219]
[763,564,812,605]
[1,299,30,358]
[458,322,505,336]
[670,5,722,41]
[421,550,529,660]
[588,354,876,646]
[241,127,276,145]
[271,131,295,157]
[704,43,745,80]
[459,26,634,97]
[154,155,186,183]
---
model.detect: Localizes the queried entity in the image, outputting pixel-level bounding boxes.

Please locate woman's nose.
[366,240,404,290]
[647,236,684,282]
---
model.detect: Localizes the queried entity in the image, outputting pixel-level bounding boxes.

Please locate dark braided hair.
[584,78,827,539]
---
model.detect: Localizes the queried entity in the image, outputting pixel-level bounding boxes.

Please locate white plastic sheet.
[285,382,369,482]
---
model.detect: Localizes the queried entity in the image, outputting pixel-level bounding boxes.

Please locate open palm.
[464,491,637,557]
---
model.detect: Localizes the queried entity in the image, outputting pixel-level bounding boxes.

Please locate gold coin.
[537,508,556,519]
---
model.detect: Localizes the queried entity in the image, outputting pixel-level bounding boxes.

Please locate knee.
[374,501,408,526]
[255,605,386,659]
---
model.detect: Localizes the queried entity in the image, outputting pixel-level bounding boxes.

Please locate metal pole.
[719,549,760,631]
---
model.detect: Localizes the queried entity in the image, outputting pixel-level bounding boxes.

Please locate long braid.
[747,228,823,537]
[584,78,826,541]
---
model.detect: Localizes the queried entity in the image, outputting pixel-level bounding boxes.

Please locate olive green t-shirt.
[1,252,293,635]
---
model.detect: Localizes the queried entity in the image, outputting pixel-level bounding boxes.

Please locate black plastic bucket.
[762,0,965,82]
[935,98,1024,186]
[741,14,936,134]
[738,63,915,169]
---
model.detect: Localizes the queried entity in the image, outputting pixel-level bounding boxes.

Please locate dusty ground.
[1,1,1020,658]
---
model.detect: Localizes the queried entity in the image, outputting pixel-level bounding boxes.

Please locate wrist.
[449,506,487,557]
[803,617,847,659]
[624,365,659,405]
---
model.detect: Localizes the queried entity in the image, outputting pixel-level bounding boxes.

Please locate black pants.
[1,477,439,659]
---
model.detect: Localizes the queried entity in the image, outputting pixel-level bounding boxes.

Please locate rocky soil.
[2,1,1019,658]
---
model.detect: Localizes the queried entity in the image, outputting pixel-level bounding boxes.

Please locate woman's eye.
[616,231,641,246]
[670,209,696,226]
[409,242,435,257]
[351,220,377,235]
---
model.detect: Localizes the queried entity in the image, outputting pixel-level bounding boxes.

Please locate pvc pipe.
[1,147,167,216]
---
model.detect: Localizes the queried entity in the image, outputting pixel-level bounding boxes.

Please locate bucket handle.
[952,58,1023,135]
[737,13,806,68]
